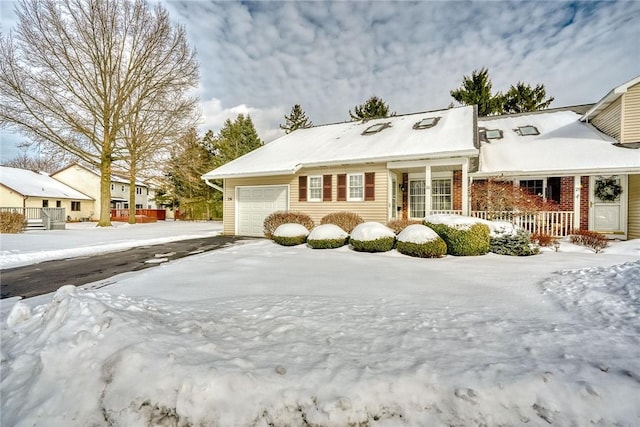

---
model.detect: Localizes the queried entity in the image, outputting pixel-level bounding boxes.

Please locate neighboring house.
[0,166,94,223]
[202,76,640,239]
[51,163,150,212]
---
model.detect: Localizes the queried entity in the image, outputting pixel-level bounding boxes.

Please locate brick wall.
[559,176,574,211]
[580,176,590,229]
[453,170,462,211]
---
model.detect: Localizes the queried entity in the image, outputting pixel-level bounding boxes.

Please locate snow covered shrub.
[320,211,364,233]
[263,211,314,239]
[490,229,539,256]
[272,223,309,246]
[396,224,447,258]
[349,222,396,252]
[307,224,349,249]
[424,215,490,256]
[0,212,25,234]
[386,218,423,234]
[570,229,609,253]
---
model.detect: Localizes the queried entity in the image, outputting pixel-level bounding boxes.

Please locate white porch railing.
[424,210,574,237]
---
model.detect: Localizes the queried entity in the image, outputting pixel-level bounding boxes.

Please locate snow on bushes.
[263,211,314,239]
[272,223,309,246]
[350,222,396,253]
[307,224,349,249]
[320,211,364,233]
[386,218,423,234]
[490,229,540,256]
[396,224,447,258]
[424,214,490,256]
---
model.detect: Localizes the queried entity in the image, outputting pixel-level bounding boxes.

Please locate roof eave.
[472,166,640,178]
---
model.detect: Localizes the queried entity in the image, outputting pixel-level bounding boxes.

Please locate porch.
[0,207,66,230]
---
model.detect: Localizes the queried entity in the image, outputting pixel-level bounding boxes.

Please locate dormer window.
[362,122,391,135]
[413,116,440,130]
[484,129,503,140]
[515,125,539,136]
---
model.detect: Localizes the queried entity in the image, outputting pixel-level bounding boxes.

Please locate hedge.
[425,221,490,256]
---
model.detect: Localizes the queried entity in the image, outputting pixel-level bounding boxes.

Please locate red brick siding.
[559,176,574,211]
[453,170,462,211]
[580,176,590,229]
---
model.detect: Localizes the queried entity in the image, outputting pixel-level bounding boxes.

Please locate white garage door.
[237,186,288,236]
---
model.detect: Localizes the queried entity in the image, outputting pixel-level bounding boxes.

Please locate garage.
[236,185,289,236]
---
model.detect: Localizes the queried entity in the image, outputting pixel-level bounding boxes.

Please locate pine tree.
[209,114,263,167]
[280,104,313,133]
[502,82,554,114]
[450,68,504,116]
[349,96,393,121]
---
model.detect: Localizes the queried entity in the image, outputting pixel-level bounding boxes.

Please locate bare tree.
[0,0,199,226]
[3,143,77,173]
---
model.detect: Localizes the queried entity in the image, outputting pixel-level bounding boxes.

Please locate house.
[202,76,640,239]
[0,166,94,227]
[51,163,150,212]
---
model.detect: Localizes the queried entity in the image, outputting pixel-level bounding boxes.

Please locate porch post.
[461,159,469,216]
[573,175,581,230]
[425,165,432,216]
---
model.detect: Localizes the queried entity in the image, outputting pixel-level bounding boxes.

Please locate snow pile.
[425,214,517,236]
[273,223,309,238]
[397,224,440,244]
[350,222,395,241]
[307,224,348,240]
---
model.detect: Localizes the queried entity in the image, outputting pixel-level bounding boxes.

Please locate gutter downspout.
[204,179,223,192]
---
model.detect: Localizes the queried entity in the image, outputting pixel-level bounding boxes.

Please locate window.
[409,180,425,218]
[111,184,115,191]
[135,204,143,209]
[519,179,544,197]
[546,177,561,204]
[485,129,503,140]
[56,200,62,208]
[362,122,391,135]
[347,173,364,201]
[308,176,322,201]
[431,178,452,210]
[42,200,49,207]
[515,125,539,136]
[413,116,441,130]
[71,201,81,211]
[136,187,142,195]
[121,185,125,192]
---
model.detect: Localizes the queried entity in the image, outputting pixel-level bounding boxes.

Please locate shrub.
[490,229,539,256]
[263,211,314,239]
[570,229,609,253]
[272,223,309,246]
[396,224,447,258]
[350,222,396,252]
[273,235,308,246]
[425,221,490,256]
[307,224,349,249]
[320,211,364,233]
[0,212,25,234]
[531,232,556,247]
[386,219,423,234]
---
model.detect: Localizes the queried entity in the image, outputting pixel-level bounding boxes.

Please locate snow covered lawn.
[1,228,639,426]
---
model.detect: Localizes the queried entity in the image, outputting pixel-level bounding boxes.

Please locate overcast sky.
[1,0,639,163]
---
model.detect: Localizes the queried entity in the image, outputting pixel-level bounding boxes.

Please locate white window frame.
[431,178,453,211]
[347,173,364,202]
[308,175,322,202]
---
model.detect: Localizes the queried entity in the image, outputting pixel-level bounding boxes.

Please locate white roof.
[202,106,477,179]
[581,75,640,122]
[476,110,640,176]
[0,166,93,200]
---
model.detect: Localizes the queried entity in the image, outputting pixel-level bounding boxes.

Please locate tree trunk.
[128,167,137,224]
[98,157,113,227]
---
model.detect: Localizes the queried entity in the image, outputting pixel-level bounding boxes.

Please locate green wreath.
[595,176,622,202]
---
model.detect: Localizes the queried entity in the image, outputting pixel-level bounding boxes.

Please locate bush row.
[0,212,25,234]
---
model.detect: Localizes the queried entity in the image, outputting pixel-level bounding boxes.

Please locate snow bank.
[273,223,309,237]
[397,224,439,244]
[425,214,517,236]
[307,224,348,240]
[350,222,395,241]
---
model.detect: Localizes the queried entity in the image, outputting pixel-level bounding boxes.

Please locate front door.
[589,175,627,238]
[389,174,397,220]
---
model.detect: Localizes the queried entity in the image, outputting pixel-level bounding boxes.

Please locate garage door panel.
[237,186,288,236]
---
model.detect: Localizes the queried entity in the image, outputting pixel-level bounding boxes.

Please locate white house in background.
[51,163,150,212]
[202,75,640,239]
[0,166,94,222]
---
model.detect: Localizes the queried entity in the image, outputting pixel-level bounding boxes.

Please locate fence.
[0,207,66,230]
[110,209,166,221]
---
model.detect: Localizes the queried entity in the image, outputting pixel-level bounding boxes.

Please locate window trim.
[413,116,441,130]
[361,122,391,135]
[71,201,81,211]
[307,175,323,202]
[515,125,540,136]
[347,173,365,202]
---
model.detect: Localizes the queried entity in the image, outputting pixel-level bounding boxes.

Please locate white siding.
[628,174,640,240]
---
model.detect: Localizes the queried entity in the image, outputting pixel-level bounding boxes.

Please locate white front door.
[236,185,289,237]
[589,175,627,238]
[389,174,397,220]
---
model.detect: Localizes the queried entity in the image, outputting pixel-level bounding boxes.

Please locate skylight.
[485,129,503,140]
[413,116,440,130]
[515,125,540,136]
[362,122,391,135]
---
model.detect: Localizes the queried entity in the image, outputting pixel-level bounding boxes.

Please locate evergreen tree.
[502,82,554,114]
[349,96,393,121]
[209,114,263,167]
[280,104,313,133]
[450,68,504,116]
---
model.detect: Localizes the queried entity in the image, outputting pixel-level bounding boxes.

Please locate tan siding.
[622,82,640,143]
[223,176,292,235]
[0,185,25,206]
[290,163,389,226]
[628,174,640,239]
[592,97,621,140]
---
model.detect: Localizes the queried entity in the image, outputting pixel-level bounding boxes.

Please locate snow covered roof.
[0,166,93,200]
[581,75,640,122]
[53,163,148,187]
[476,110,640,177]
[202,106,477,180]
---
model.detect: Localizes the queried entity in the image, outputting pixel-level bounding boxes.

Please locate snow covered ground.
[1,223,639,426]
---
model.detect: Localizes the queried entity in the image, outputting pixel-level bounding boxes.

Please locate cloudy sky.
[1,0,639,163]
